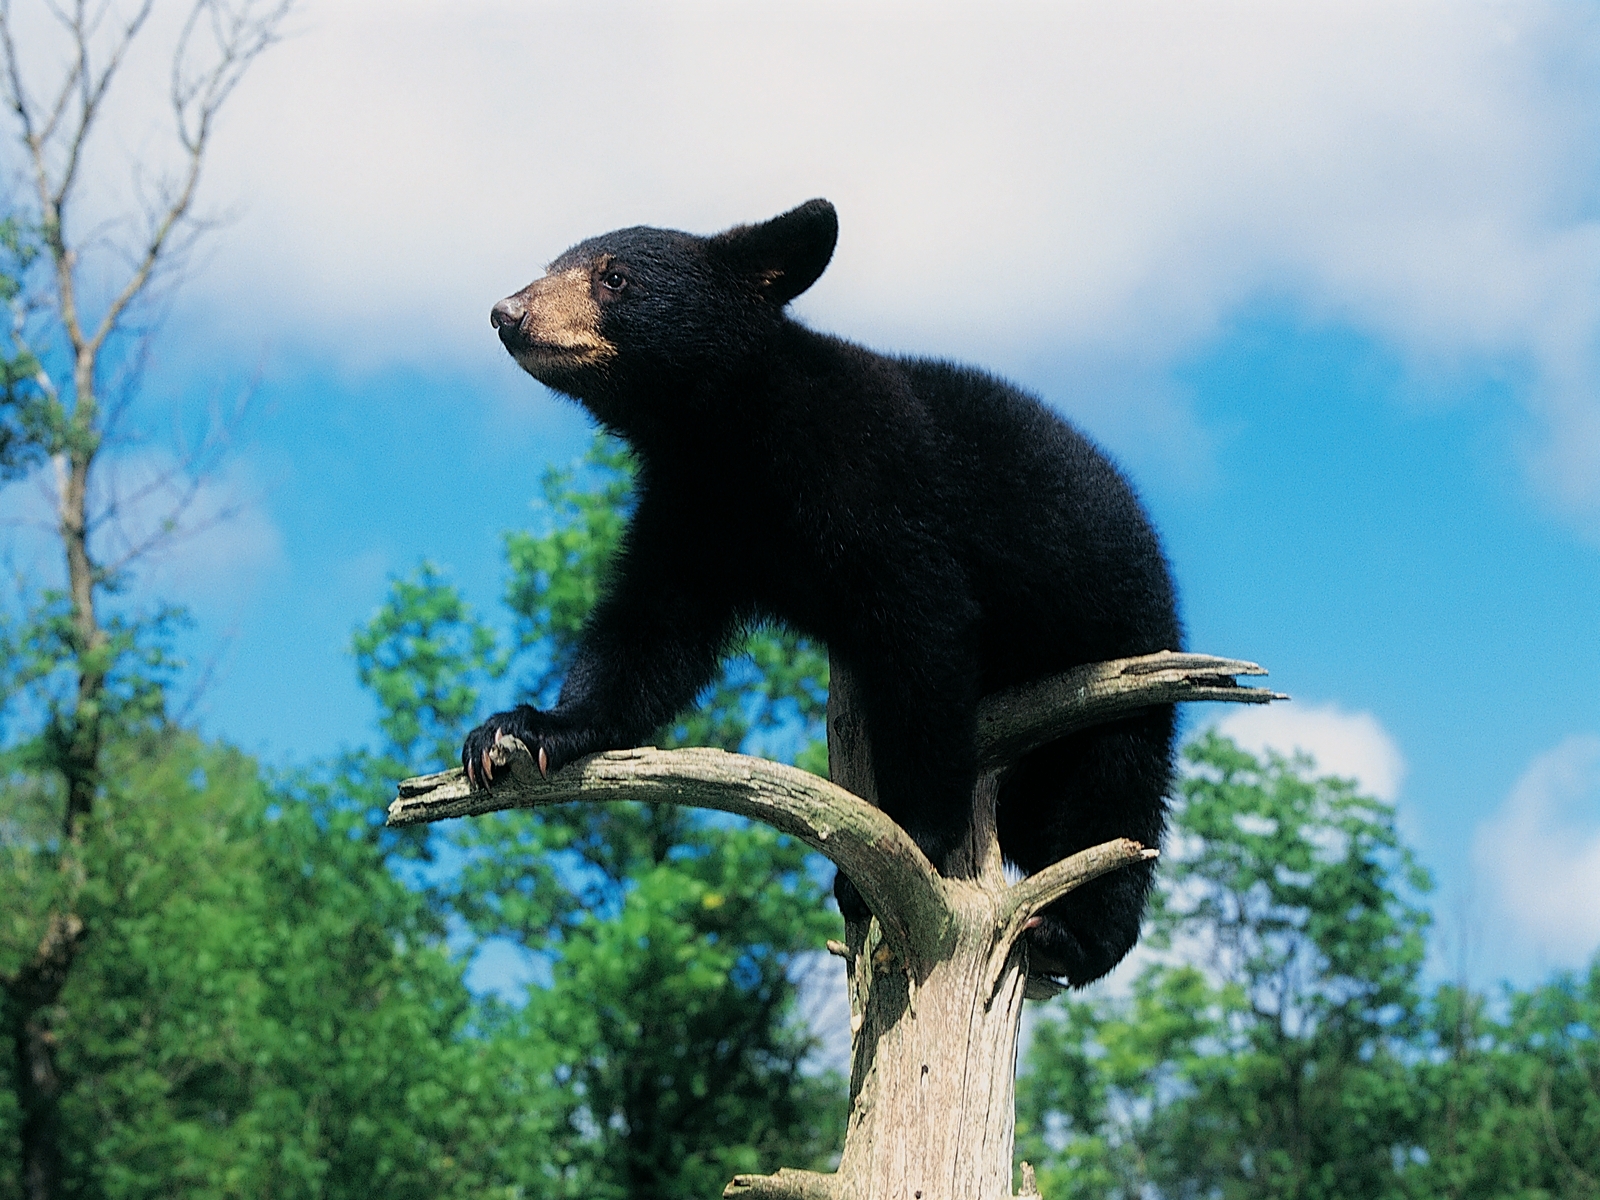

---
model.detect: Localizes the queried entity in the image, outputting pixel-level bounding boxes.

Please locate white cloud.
[102,451,283,591]
[1474,734,1600,968]
[11,1,1600,526]
[1213,701,1407,802]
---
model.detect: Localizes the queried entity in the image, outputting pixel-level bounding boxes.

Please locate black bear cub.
[464,199,1182,987]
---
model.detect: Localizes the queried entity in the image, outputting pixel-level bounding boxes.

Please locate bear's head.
[490,199,838,426]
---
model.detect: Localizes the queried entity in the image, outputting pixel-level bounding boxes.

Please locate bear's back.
[890,356,1181,688]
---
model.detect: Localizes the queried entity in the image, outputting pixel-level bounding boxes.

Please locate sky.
[3,0,1599,991]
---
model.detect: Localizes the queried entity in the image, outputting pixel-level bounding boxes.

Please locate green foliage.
[1408,968,1600,1199]
[9,598,188,748]
[477,434,843,1192]
[1019,733,1434,1200]
[1019,734,1600,1199]
[502,436,637,694]
[0,732,559,1199]
[0,212,92,475]
[8,335,1591,1198]
[0,495,547,1196]
[352,561,506,778]
[0,218,50,478]
[531,822,845,1199]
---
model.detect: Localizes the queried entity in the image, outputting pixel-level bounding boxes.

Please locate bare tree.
[0,3,292,1195]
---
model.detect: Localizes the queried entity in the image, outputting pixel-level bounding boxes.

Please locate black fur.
[465,200,1182,987]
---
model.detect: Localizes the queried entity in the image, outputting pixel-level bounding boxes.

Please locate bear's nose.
[490,297,526,332]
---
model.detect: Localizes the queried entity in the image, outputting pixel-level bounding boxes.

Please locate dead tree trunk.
[388,651,1285,1200]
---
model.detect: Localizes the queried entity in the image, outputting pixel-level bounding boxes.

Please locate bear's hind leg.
[997,707,1175,987]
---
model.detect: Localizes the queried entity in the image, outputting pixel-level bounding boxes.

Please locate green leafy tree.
[352,562,507,780]
[2,551,556,1197]
[1018,732,1434,1200]
[1407,963,1600,1199]
[0,7,295,1194]
[0,219,46,479]
[1,727,560,1200]
[345,560,508,865]
[355,435,845,1198]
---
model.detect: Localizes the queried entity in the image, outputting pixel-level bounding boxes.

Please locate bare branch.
[0,0,289,363]
[83,1,289,357]
[390,737,945,958]
[0,4,80,354]
[172,0,292,153]
[976,650,1286,772]
[35,0,87,146]
[99,489,245,579]
[389,651,1284,1198]
[86,155,197,359]
[53,1,157,220]
[169,622,235,727]
[724,1168,839,1200]
[89,373,259,577]
[0,1,41,150]
[1000,838,1159,945]
[392,652,1285,959]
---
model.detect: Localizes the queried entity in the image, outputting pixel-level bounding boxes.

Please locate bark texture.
[389,651,1285,1199]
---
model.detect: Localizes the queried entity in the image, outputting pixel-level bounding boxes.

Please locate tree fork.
[390,650,1286,1199]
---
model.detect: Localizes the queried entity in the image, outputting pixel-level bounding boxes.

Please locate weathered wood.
[387,651,1286,1200]
[391,744,945,959]
[810,662,1173,1200]
[975,650,1283,773]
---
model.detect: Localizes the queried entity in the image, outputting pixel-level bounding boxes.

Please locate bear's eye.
[600,269,628,295]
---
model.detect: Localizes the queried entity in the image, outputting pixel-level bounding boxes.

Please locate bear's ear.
[709,199,838,306]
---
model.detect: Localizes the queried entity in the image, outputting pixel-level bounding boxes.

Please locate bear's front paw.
[461,706,589,789]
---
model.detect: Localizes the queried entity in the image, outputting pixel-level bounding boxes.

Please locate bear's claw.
[462,705,586,790]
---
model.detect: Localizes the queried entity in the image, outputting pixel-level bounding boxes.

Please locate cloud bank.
[1213,701,1407,803]
[14,1,1600,528]
[143,0,1600,529]
[1474,734,1600,969]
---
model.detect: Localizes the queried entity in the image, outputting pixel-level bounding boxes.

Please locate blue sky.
[5,0,1599,990]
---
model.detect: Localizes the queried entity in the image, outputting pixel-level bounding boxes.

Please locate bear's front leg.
[462,535,737,789]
